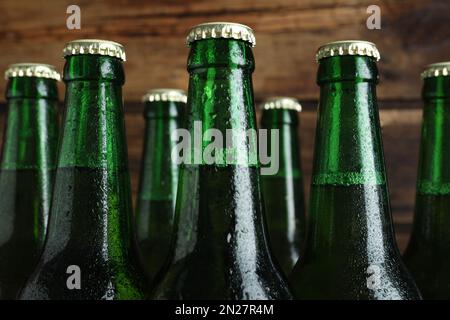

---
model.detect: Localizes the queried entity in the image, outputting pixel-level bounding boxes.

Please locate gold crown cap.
[261,97,302,112]
[5,63,61,81]
[421,62,450,79]
[63,39,126,61]
[316,40,380,62]
[142,89,187,103]
[186,22,255,47]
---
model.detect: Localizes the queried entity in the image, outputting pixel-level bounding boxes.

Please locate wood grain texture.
[1,0,450,103]
[0,104,421,251]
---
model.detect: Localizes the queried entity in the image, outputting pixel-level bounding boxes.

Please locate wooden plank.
[1,0,449,103]
[0,101,422,251]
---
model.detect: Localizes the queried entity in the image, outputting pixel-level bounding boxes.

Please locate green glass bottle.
[289,41,421,300]
[20,40,150,300]
[136,89,186,280]
[0,64,60,299]
[260,97,306,275]
[153,22,292,300]
[403,62,450,299]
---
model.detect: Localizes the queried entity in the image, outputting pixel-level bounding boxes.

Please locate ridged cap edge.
[142,89,187,103]
[63,39,126,61]
[316,40,380,62]
[5,63,61,81]
[186,22,255,47]
[421,62,450,79]
[261,97,302,112]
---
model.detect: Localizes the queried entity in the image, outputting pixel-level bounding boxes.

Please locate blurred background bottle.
[135,89,186,280]
[260,97,306,275]
[404,62,450,299]
[0,64,60,299]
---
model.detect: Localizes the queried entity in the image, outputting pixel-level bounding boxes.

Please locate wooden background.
[1,0,450,251]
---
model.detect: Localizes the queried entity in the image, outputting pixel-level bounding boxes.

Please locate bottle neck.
[138,101,183,202]
[308,56,394,254]
[313,56,385,186]
[186,39,258,167]
[408,76,450,249]
[45,55,132,253]
[59,55,127,169]
[1,77,59,170]
[260,109,301,178]
[417,76,450,195]
[6,76,58,100]
[172,39,268,263]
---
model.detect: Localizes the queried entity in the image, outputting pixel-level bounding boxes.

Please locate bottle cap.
[142,89,187,103]
[63,39,126,61]
[186,22,255,47]
[4,63,61,81]
[261,97,302,112]
[316,40,380,62]
[421,62,450,79]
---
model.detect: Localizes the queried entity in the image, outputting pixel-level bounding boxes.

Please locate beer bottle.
[153,22,292,299]
[289,41,421,300]
[136,89,186,280]
[403,62,450,299]
[20,40,150,300]
[260,97,306,275]
[0,64,60,299]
